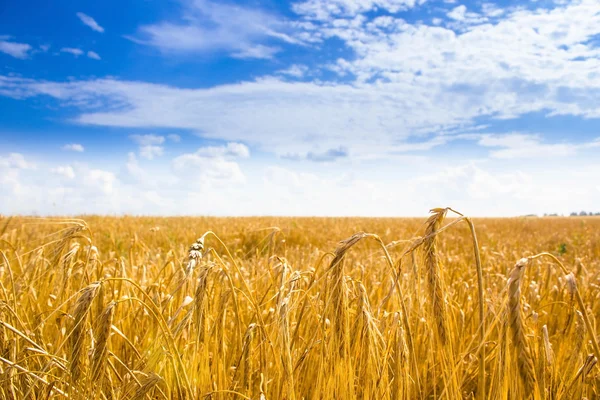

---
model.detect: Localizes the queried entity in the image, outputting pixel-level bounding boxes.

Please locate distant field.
[1,212,599,399]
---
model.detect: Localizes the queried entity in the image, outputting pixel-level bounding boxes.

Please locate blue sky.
[1,0,600,216]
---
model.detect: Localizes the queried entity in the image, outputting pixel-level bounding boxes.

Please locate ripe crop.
[0,211,599,399]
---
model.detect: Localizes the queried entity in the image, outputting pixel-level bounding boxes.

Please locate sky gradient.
[1,0,600,216]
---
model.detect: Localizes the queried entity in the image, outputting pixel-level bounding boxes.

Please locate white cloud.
[139,145,164,160]
[445,5,487,26]
[410,163,535,208]
[292,0,426,20]
[127,0,298,59]
[0,37,32,59]
[2,0,599,157]
[52,165,76,179]
[167,134,181,142]
[447,5,466,21]
[476,133,600,159]
[467,167,532,200]
[130,134,165,159]
[320,0,600,91]
[258,164,470,216]
[277,64,309,78]
[61,48,84,57]
[585,138,600,149]
[86,169,116,194]
[172,154,246,183]
[191,142,250,158]
[2,148,600,216]
[122,152,179,189]
[264,166,324,192]
[0,154,37,204]
[172,142,249,185]
[0,156,168,215]
[367,132,600,160]
[389,136,455,153]
[130,134,165,146]
[0,169,21,192]
[283,146,349,162]
[231,44,280,60]
[411,162,600,216]
[227,142,250,158]
[87,51,101,60]
[76,12,105,33]
[123,144,249,192]
[2,71,599,158]
[481,3,504,18]
[62,143,84,152]
[4,1,600,218]
[125,152,148,183]
[0,0,599,167]
[0,76,474,155]
[0,153,35,169]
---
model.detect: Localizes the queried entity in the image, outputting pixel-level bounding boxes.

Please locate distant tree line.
[542,212,600,216]
[570,211,600,216]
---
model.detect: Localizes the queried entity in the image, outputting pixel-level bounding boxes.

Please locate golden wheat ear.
[132,373,162,400]
[423,208,449,345]
[69,282,101,384]
[90,301,115,384]
[507,258,537,397]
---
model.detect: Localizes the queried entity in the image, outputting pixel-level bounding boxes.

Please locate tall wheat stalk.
[507,258,536,397]
[423,208,449,345]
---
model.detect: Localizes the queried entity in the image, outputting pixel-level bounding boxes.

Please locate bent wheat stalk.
[448,208,486,399]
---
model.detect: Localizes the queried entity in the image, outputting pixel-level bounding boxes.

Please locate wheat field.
[0,210,599,399]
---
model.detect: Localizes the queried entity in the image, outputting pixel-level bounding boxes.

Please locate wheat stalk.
[507,258,536,397]
[69,282,100,384]
[423,208,449,346]
[132,373,162,400]
[91,301,115,385]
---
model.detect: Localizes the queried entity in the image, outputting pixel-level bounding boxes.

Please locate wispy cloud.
[61,48,84,57]
[167,134,181,142]
[292,0,426,20]
[130,134,165,146]
[127,0,297,59]
[231,45,280,60]
[130,134,165,160]
[4,0,600,216]
[76,12,105,33]
[62,143,84,152]
[1,0,600,163]
[477,133,599,159]
[277,64,309,78]
[191,142,250,159]
[283,146,349,162]
[0,36,32,59]
[87,51,101,60]
[2,71,599,159]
